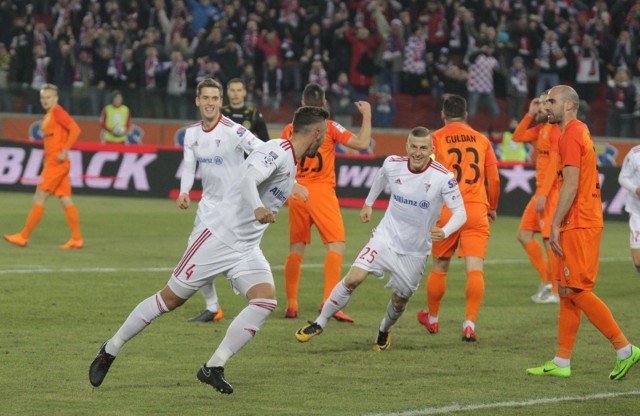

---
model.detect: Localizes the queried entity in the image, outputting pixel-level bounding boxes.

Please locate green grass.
[1,191,639,416]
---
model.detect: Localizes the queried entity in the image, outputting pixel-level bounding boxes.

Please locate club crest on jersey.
[448,178,458,189]
[395,178,402,184]
[424,182,431,192]
[236,127,247,137]
[215,139,221,147]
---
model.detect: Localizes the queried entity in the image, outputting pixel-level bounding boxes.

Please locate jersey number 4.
[448,148,481,184]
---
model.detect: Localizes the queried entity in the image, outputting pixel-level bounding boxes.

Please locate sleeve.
[330,120,354,146]
[619,153,638,193]
[246,143,281,181]
[281,123,293,140]
[179,133,196,194]
[485,163,500,210]
[239,165,266,210]
[54,106,81,149]
[484,139,498,166]
[237,126,265,155]
[441,173,466,238]
[364,158,389,206]
[512,114,539,143]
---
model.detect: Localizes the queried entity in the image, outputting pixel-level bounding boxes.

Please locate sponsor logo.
[236,127,246,137]
[270,186,287,203]
[269,151,279,160]
[448,178,458,188]
[393,194,429,209]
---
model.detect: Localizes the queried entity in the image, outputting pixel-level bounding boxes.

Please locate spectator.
[345,24,382,102]
[100,90,132,144]
[506,56,529,123]
[376,15,405,95]
[29,44,50,113]
[402,25,427,100]
[165,50,190,120]
[0,42,10,111]
[330,71,353,128]
[261,54,282,109]
[573,34,601,104]
[466,41,501,135]
[535,30,567,96]
[308,59,329,91]
[605,68,636,138]
[372,84,396,128]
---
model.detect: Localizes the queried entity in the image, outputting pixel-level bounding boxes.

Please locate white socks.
[106,292,169,356]
[380,299,405,333]
[316,280,352,328]
[200,282,220,312]
[206,298,277,368]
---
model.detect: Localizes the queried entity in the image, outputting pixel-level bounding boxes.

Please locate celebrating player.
[295,127,466,350]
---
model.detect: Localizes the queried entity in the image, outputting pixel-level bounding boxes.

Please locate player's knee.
[391,294,408,312]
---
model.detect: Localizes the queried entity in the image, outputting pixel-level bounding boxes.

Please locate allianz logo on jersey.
[198,156,223,165]
[269,186,287,203]
[393,194,430,209]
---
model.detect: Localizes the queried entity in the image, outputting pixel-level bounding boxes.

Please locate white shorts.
[352,228,428,299]
[630,213,640,249]
[169,221,273,299]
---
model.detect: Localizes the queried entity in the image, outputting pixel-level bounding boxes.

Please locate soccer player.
[512,93,561,303]
[295,127,466,350]
[618,144,640,272]
[282,83,372,322]
[527,85,640,379]
[416,94,500,342]
[185,79,268,324]
[89,106,329,394]
[220,78,270,142]
[3,83,83,249]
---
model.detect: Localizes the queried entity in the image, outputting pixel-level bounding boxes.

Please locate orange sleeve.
[486,163,500,210]
[281,123,293,139]
[512,114,539,143]
[328,121,353,145]
[485,139,498,166]
[54,106,81,149]
[537,150,559,197]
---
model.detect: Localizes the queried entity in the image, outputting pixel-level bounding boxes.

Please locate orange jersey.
[42,104,81,163]
[282,120,352,187]
[512,114,561,196]
[432,121,498,207]
[557,119,603,230]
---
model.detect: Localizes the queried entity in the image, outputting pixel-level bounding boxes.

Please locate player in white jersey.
[295,127,467,350]
[178,79,264,324]
[89,105,329,394]
[618,144,640,272]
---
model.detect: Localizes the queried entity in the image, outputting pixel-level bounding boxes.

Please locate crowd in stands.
[1,0,640,137]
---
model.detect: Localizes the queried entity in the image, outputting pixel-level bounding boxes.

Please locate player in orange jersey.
[512,93,561,303]
[416,94,500,342]
[527,85,640,379]
[4,83,83,249]
[282,83,372,322]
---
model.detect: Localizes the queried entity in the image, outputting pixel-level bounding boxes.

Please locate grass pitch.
[1,191,639,416]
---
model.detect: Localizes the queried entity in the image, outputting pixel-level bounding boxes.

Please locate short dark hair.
[442,94,467,119]
[197,78,223,97]
[302,83,325,107]
[292,106,329,134]
[410,126,430,138]
[226,78,245,89]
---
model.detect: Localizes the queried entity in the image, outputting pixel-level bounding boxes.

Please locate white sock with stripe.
[207,298,277,368]
[380,299,405,333]
[105,292,169,356]
[316,279,352,328]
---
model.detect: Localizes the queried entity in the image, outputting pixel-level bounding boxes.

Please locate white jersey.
[180,115,263,220]
[368,156,463,256]
[204,139,297,251]
[619,145,640,215]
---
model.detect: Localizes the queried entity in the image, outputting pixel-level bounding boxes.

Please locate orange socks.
[556,295,582,359]
[21,204,45,238]
[524,240,547,282]
[284,253,302,310]
[64,205,82,240]
[426,270,447,317]
[465,270,484,322]
[570,291,629,350]
[323,251,343,302]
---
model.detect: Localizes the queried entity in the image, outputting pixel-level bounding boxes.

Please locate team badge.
[424,182,431,192]
[395,178,402,184]
[564,266,570,276]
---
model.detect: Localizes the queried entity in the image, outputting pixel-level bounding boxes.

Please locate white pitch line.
[363,390,640,416]
[0,257,631,275]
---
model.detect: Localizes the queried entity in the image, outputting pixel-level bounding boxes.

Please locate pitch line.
[363,390,640,416]
[0,256,630,275]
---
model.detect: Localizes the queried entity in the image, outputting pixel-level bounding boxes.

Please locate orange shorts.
[519,189,558,238]
[288,185,345,245]
[432,202,490,259]
[38,161,72,197]
[557,227,602,290]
